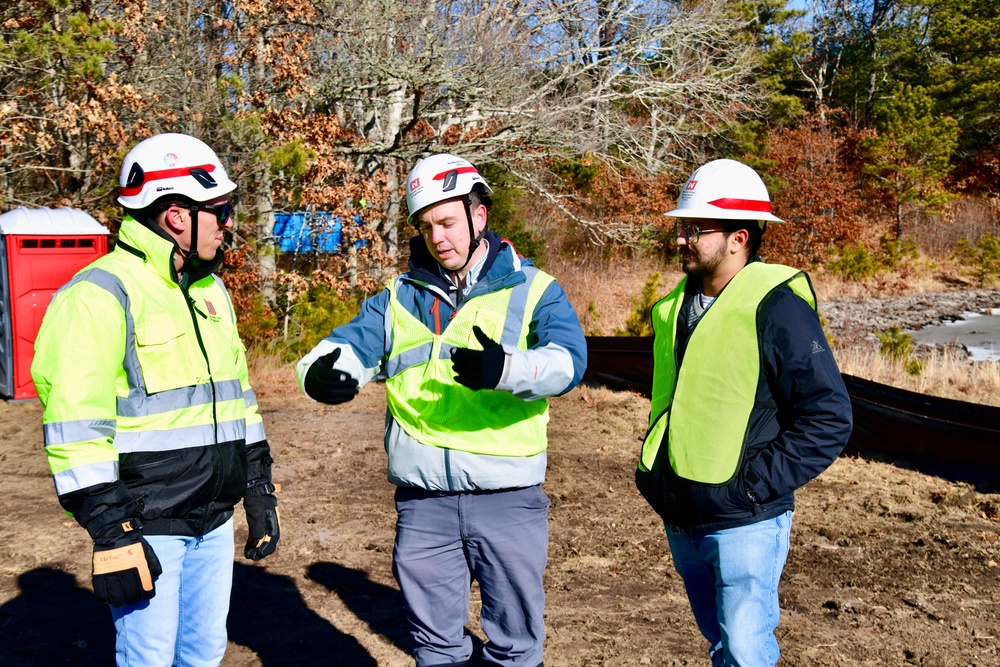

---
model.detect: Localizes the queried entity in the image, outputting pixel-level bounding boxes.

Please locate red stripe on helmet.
[707,197,771,213]
[431,166,478,180]
[119,163,217,197]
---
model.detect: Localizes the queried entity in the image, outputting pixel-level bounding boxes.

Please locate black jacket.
[636,278,853,533]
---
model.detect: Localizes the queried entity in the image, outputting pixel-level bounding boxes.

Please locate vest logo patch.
[811,340,824,354]
[205,300,216,316]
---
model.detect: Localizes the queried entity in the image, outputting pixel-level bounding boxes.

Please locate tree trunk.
[255,182,278,306]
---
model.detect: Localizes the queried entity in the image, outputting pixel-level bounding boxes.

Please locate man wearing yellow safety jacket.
[635,159,852,667]
[296,154,587,667]
[31,133,279,667]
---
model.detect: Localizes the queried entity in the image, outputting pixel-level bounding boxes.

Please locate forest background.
[4,0,1000,398]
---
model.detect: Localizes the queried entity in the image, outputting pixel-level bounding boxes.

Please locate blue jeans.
[393,485,550,667]
[666,511,792,667]
[111,518,235,667]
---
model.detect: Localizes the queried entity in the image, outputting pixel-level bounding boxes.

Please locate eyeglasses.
[162,201,233,225]
[195,202,233,226]
[674,223,727,244]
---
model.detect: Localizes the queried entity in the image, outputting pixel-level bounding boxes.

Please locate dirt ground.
[2,362,999,666]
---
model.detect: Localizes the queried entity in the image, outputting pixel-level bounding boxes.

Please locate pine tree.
[860,83,958,237]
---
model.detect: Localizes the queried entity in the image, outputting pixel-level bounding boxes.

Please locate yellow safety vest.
[384,268,554,457]
[638,262,815,484]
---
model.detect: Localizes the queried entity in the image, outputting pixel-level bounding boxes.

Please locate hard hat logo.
[666,159,784,224]
[163,153,178,167]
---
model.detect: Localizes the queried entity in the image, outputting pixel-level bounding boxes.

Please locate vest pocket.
[134,317,200,394]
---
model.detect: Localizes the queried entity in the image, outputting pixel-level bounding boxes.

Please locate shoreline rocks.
[819,289,1000,346]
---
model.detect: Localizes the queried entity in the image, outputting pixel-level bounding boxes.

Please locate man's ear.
[729,228,750,254]
[473,203,488,235]
[161,204,187,236]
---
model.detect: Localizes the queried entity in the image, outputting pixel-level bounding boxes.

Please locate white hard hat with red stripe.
[117,133,237,210]
[665,159,783,225]
[405,153,494,221]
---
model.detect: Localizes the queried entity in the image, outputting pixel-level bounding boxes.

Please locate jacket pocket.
[134,316,200,393]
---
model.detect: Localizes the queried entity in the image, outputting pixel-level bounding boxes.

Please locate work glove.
[91,519,162,607]
[304,348,359,404]
[451,326,506,391]
[243,488,280,561]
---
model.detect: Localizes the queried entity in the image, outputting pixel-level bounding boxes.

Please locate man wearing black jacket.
[636,159,852,667]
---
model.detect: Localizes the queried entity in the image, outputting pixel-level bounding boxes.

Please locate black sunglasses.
[161,201,233,225]
[194,202,233,225]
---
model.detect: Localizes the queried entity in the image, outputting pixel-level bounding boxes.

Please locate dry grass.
[247,347,301,398]
[834,343,1000,407]
[809,264,957,301]
[544,252,680,336]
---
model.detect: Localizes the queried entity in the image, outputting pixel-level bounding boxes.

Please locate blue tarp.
[273,212,359,254]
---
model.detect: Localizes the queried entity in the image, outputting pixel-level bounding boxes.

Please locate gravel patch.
[819,288,1000,345]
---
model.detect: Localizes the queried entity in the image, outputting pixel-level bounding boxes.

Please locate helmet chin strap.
[182,204,202,267]
[150,204,204,285]
[455,194,486,273]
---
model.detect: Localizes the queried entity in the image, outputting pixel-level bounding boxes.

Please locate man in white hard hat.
[635,159,852,666]
[296,153,587,666]
[32,133,279,666]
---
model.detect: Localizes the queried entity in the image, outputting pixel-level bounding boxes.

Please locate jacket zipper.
[182,285,220,537]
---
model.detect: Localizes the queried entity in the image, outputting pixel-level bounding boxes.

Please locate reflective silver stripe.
[43,419,116,446]
[114,419,247,453]
[68,268,146,397]
[116,379,244,418]
[52,460,119,495]
[244,388,258,408]
[500,267,539,348]
[246,421,266,444]
[211,275,236,323]
[59,267,128,310]
[384,279,398,355]
[386,342,434,378]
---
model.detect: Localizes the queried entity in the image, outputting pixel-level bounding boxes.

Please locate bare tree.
[302,0,765,248]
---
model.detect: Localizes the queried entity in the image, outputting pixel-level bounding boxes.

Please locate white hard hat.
[405,153,493,221]
[117,133,237,210]
[665,159,783,225]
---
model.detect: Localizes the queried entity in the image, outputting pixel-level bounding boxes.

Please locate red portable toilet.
[0,206,110,400]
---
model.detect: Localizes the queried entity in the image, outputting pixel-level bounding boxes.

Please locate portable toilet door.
[0,206,110,400]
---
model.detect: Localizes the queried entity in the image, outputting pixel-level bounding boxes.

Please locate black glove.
[244,489,280,561]
[304,348,359,404]
[92,519,162,607]
[451,326,506,391]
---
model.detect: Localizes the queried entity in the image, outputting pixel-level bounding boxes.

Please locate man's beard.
[681,243,727,277]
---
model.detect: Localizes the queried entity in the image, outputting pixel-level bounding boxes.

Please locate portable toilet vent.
[0,206,110,400]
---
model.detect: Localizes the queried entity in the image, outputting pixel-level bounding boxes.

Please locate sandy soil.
[2,364,999,666]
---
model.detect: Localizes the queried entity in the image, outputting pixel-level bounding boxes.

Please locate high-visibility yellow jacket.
[31,216,271,538]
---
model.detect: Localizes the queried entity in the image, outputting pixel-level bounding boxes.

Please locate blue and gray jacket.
[296,231,588,491]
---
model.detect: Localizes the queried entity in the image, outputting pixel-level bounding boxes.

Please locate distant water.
[908,307,1000,361]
